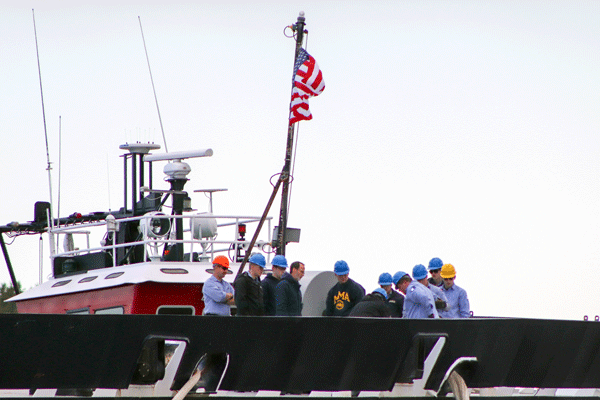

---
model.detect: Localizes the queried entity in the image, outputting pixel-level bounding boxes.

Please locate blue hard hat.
[373,288,388,299]
[248,253,266,268]
[378,272,393,286]
[334,260,350,275]
[412,264,428,280]
[271,255,288,269]
[392,271,408,285]
[428,257,443,271]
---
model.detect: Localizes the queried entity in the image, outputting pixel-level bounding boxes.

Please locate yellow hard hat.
[440,263,456,279]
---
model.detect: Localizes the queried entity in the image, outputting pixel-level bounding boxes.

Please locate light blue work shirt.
[202,275,234,316]
[428,283,448,303]
[403,280,439,319]
[439,284,470,318]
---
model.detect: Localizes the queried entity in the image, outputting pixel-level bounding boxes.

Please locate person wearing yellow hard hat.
[202,255,235,315]
[438,263,471,318]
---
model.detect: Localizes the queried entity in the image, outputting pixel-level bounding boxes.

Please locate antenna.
[143,149,213,162]
[145,149,213,181]
[138,16,169,153]
[32,9,57,255]
[57,116,62,228]
[106,153,112,212]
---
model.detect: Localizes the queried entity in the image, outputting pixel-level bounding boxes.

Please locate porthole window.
[160,268,189,274]
[105,272,124,279]
[52,280,71,288]
[79,276,98,283]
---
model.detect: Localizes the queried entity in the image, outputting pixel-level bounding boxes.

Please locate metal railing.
[49,213,274,267]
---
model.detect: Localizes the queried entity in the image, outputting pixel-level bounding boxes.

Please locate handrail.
[50,213,274,265]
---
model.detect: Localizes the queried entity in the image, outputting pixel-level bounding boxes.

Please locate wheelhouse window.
[156,306,195,315]
[95,306,125,314]
[67,307,90,314]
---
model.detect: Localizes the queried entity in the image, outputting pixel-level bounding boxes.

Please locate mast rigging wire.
[138,16,169,153]
[32,9,57,257]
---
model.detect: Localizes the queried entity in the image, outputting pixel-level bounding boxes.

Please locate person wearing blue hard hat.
[413,259,449,313]
[378,272,393,286]
[324,260,365,316]
[373,287,388,299]
[348,288,391,318]
[261,255,288,315]
[272,255,288,269]
[392,271,412,318]
[233,253,266,316]
[393,271,411,294]
[379,272,403,318]
[249,252,266,268]
[403,264,439,319]
[275,261,305,316]
[428,257,444,287]
[424,258,449,312]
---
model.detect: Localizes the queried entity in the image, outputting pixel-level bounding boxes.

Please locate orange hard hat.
[212,255,230,269]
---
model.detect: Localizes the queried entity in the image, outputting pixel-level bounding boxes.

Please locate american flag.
[289,48,325,126]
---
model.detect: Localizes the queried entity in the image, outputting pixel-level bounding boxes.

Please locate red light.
[238,224,246,234]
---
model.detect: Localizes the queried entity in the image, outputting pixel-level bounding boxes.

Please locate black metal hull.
[1,314,599,394]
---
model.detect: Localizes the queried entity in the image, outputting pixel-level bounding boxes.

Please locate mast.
[276,12,306,256]
[32,9,57,258]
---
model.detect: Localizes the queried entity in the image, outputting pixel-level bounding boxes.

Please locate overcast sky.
[1,1,599,320]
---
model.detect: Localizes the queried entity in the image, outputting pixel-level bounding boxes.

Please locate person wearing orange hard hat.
[202,255,235,315]
[438,263,471,318]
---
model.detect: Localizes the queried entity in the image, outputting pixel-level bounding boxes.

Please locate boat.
[3,11,600,400]
[2,142,335,317]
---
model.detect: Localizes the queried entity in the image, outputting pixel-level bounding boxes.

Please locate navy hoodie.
[274,272,302,316]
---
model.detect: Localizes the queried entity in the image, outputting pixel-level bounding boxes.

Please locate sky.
[1,1,599,320]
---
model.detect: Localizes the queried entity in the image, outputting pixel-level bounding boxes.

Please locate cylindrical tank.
[300,270,338,316]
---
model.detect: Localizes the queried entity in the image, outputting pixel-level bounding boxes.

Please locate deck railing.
[49,213,274,268]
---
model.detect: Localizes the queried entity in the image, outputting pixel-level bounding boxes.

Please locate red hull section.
[15,282,205,315]
[132,282,204,314]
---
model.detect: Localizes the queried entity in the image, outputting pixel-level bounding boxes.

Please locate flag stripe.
[289,48,325,126]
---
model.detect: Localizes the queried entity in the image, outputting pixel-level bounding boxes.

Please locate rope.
[447,370,469,400]
[171,369,201,400]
